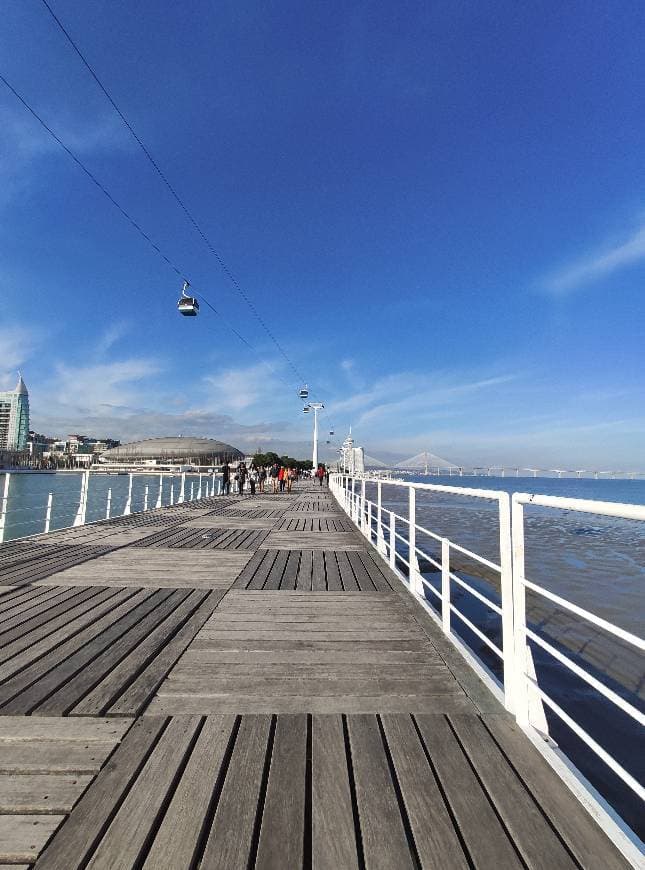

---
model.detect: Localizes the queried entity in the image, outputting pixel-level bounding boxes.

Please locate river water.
[0,471,214,541]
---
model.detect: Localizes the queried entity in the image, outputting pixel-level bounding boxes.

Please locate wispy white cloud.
[94,322,131,357]
[203,361,285,413]
[0,103,131,209]
[42,358,162,417]
[0,322,37,388]
[544,224,645,295]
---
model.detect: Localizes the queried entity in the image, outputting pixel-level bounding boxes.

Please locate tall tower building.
[0,374,30,451]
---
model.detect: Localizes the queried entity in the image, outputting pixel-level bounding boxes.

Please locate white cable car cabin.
[303,405,311,413]
[299,385,309,400]
[177,281,199,316]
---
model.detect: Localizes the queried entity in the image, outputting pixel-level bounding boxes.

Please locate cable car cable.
[0,70,293,392]
[39,0,309,389]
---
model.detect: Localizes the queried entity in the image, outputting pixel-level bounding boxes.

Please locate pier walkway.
[0,483,631,868]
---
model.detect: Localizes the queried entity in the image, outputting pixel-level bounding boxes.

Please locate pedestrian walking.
[270,462,279,493]
[287,467,295,493]
[221,461,230,495]
[249,468,257,495]
[237,462,247,495]
[315,465,325,487]
[258,466,267,493]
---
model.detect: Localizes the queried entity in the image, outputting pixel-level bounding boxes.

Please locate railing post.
[441,538,450,634]
[0,473,10,544]
[408,486,422,595]
[106,488,112,520]
[198,473,203,499]
[190,482,194,501]
[144,485,149,512]
[366,501,372,542]
[179,472,186,504]
[74,470,88,527]
[499,493,516,713]
[511,497,530,727]
[351,478,356,520]
[389,510,396,569]
[377,480,382,533]
[170,482,175,505]
[156,474,163,509]
[123,473,133,516]
[211,472,216,496]
[360,479,366,531]
[44,492,53,534]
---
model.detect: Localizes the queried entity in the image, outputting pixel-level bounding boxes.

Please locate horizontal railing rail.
[330,473,644,861]
[0,470,224,543]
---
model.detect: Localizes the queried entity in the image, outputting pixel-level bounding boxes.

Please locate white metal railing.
[0,470,223,544]
[330,473,645,858]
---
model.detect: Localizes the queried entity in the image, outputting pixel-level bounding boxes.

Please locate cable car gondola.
[303,405,311,413]
[177,281,199,316]
[299,384,309,400]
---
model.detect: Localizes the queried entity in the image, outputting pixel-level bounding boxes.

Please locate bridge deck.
[0,484,629,868]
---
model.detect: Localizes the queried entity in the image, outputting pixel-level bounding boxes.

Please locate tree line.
[252,452,314,471]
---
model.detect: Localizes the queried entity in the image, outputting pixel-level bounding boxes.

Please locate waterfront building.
[100,436,243,470]
[0,374,30,451]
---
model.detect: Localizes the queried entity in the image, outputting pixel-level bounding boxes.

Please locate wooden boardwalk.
[0,484,631,868]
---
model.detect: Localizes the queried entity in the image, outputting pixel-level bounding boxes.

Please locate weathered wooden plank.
[200,714,272,870]
[35,717,166,870]
[448,714,579,869]
[0,586,69,626]
[380,714,468,868]
[248,550,277,590]
[231,549,271,589]
[0,589,148,711]
[0,815,64,864]
[0,587,88,642]
[483,714,630,870]
[197,628,417,641]
[34,589,189,716]
[263,550,289,590]
[188,647,434,663]
[311,714,359,870]
[255,714,306,869]
[297,549,313,591]
[264,532,364,550]
[312,550,326,591]
[107,590,224,716]
[83,717,201,870]
[163,675,459,696]
[177,659,443,676]
[347,551,375,591]
[142,716,236,870]
[0,588,126,684]
[72,590,208,716]
[415,714,522,868]
[336,551,359,591]
[150,695,475,715]
[4,590,167,715]
[280,550,300,590]
[358,551,393,591]
[0,717,130,743]
[324,551,342,590]
[346,714,414,868]
[0,742,115,775]
[0,774,92,813]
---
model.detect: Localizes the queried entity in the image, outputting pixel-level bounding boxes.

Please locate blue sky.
[1,0,643,467]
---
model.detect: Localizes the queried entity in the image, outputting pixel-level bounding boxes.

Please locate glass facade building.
[0,375,30,451]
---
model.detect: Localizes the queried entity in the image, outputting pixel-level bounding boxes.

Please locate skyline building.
[0,374,30,451]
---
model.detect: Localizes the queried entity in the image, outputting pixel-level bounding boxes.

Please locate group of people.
[220,461,322,496]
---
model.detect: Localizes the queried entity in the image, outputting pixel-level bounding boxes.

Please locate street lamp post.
[306,402,325,469]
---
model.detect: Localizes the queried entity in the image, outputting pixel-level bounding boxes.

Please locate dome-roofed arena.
[99,436,243,467]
